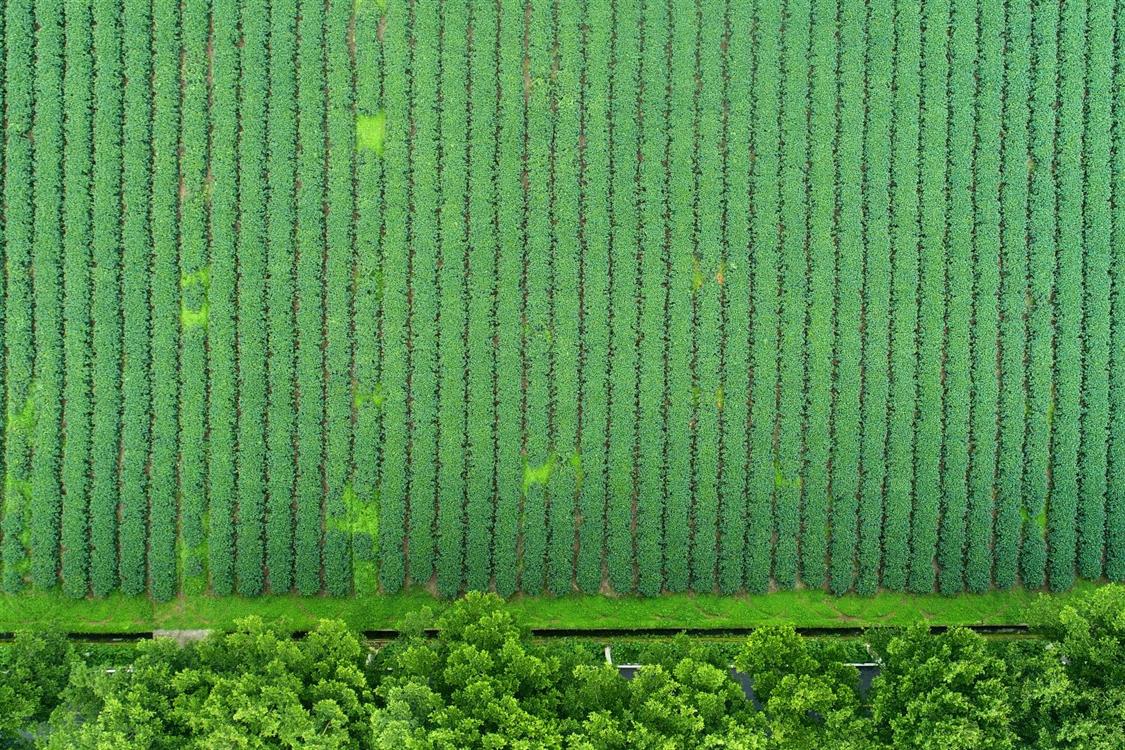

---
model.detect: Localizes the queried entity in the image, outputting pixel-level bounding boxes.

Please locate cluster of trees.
[3,585,1125,748]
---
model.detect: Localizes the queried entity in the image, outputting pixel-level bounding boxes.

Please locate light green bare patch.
[715,385,724,411]
[356,111,386,156]
[330,484,380,541]
[354,382,385,409]
[523,455,558,491]
[181,266,211,329]
[181,267,211,290]
[773,461,802,490]
[523,451,584,492]
[354,560,379,595]
[6,394,37,437]
[715,260,727,286]
[182,535,209,595]
[691,256,705,293]
[569,451,583,490]
[1019,506,1047,533]
[179,538,208,587]
[4,473,31,503]
[181,302,210,329]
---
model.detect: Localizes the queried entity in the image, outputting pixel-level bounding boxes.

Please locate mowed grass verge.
[0,584,1100,633]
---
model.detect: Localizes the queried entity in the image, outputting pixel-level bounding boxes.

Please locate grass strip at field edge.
[0,584,1104,632]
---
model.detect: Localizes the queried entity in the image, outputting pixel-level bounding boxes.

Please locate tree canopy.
[1,587,1123,748]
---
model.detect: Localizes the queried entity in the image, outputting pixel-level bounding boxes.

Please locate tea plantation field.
[1,0,1122,602]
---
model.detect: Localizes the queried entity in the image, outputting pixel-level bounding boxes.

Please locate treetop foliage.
[1,587,1123,748]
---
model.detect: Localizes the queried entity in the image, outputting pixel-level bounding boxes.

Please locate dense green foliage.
[1,0,1123,597]
[2,587,1124,748]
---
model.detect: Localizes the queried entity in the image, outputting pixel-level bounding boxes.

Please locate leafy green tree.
[19,591,1125,748]
[1031,584,1125,690]
[0,630,73,742]
[618,659,760,748]
[372,592,769,748]
[735,625,872,748]
[870,625,1015,750]
[45,638,186,750]
[1005,585,1125,749]
[564,658,767,749]
[47,618,373,750]
[371,593,569,747]
[172,618,372,748]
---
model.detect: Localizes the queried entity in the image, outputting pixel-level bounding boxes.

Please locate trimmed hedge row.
[407,0,439,588]
[883,0,921,593]
[150,0,180,601]
[576,0,611,595]
[775,0,810,591]
[1023,0,1058,590]
[179,0,209,595]
[718,0,751,595]
[30,0,65,592]
[378,0,408,594]
[208,0,239,596]
[746,0,781,596]
[605,0,642,596]
[352,0,384,596]
[295,0,326,595]
[968,0,1003,594]
[856,0,894,597]
[551,0,581,598]
[692,0,723,593]
[60,0,94,598]
[802,0,837,591]
[3,0,36,593]
[996,0,1032,590]
[635,0,668,597]
[938,0,967,596]
[236,0,268,597]
[324,0,355,595]
[435,0,468,598]
[492,0,523,598]
[1109,0,1125,583]
[829,0,865,595]
[1077,0,1112,582]
[266,0,298,594]
[909,0,945,598]
[1049,0,1085,593]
